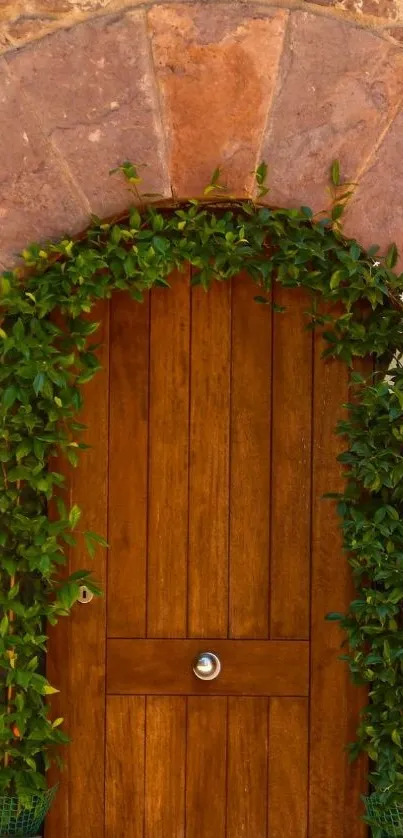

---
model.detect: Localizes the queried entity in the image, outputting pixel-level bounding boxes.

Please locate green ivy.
[1,162,403,815]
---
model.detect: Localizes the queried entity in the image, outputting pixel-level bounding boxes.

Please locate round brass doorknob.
[193,652,221,681]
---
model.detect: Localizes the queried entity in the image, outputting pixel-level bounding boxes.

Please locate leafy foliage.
[1,162,403,814]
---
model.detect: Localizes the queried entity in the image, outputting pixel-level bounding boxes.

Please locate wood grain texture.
[186,697,227,838]
[106,696,145,838]
[107,639,309,696]
[147,270,190,637]
[227,697,268,838]
[188,279,231,638]
[229,274,271,639]
[310,322,354,838]
[145,697,186,838]
[268,698,308,838]
[46,302,109,838]
[108,292,149,638]
[270,284,312,639]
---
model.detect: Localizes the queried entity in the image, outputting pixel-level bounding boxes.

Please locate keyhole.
[78,585,94,604]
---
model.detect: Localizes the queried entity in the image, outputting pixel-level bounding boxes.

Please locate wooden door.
[47,270,367,838]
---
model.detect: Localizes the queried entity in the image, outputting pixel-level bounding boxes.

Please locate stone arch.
[0,1,403,267]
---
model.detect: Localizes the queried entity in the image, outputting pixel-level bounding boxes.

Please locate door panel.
[185,697,227,838]
[229,274,271,639]
[145,697,187,838]
[188,280,231,638]
[47,273,367,838]
[107,639,309,695]
[270,283,312,640]
[106,696,145,838]
[268,698,309,838]
[108,292,149,638]
[227,697,269,838]
[148,272,190,638]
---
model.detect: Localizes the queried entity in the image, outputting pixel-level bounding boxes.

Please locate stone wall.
[1,0,403,53]
[1,0,403,267]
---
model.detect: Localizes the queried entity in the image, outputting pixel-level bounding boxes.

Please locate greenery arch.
[1,162,403,827]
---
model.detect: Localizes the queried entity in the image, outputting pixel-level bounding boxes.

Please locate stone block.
[343,109,403,262]
[0,59,87,266]
[148,3,288,198]
[260,11,403,212]
[6,12,170,218]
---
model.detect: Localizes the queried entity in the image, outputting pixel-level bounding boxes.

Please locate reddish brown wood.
[147,270,190,637]
[107,639,309,696]
[105,696,145,838]
[310,324,367,838]
[270,284,312,639]
[145,697,186,838]
[47,274,369,838]
[229,274,271,639]
[108,292,149,637]
[227,698,268,838]
[186,698,227,838]
[188,278,231,638]
[46,302,109,838]
[268,698,309,838]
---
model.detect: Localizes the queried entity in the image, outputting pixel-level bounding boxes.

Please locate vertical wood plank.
[268,698,308,838]
[186,698,227,838]
[229,275,271,639]
[270,285,312,639]
[108,292,149,638]
[145,696,186,838]
[188,279,231,638]
[106,696,145,838]
[46,302,109,838]
[227,697,268,838]
[310,325,354,838]
[147,270,190,637]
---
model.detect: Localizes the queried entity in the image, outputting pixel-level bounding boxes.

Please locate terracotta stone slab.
[343,109,403,260]
[261,11,403,211]
[148,3,288,198]
[6,12,170,218]
[0,59,87,266]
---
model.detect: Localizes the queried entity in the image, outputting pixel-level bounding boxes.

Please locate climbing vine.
[1,161,403,825]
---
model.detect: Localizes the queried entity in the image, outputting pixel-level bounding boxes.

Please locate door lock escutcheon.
[78,585,94,604]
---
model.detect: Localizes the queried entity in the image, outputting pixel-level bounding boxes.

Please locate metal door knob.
[193,652,221,681]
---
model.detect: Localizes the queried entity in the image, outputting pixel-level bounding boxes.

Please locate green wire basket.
[364,794,403,837]
[0,785,57,837]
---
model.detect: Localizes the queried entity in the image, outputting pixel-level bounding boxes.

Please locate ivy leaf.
[43,685,60,696]
[331,204,344,222]
[0,615,9,637]
[392,729,401,747]
[16,440,31,461]
[331,159,340,186]
[84,531,108,548]
[68,505,81,530]
[386,243,398,269]
[33,373,45,396]
[330,270,345,290]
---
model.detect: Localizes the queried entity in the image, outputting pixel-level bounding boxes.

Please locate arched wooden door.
[47,270,367,838]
